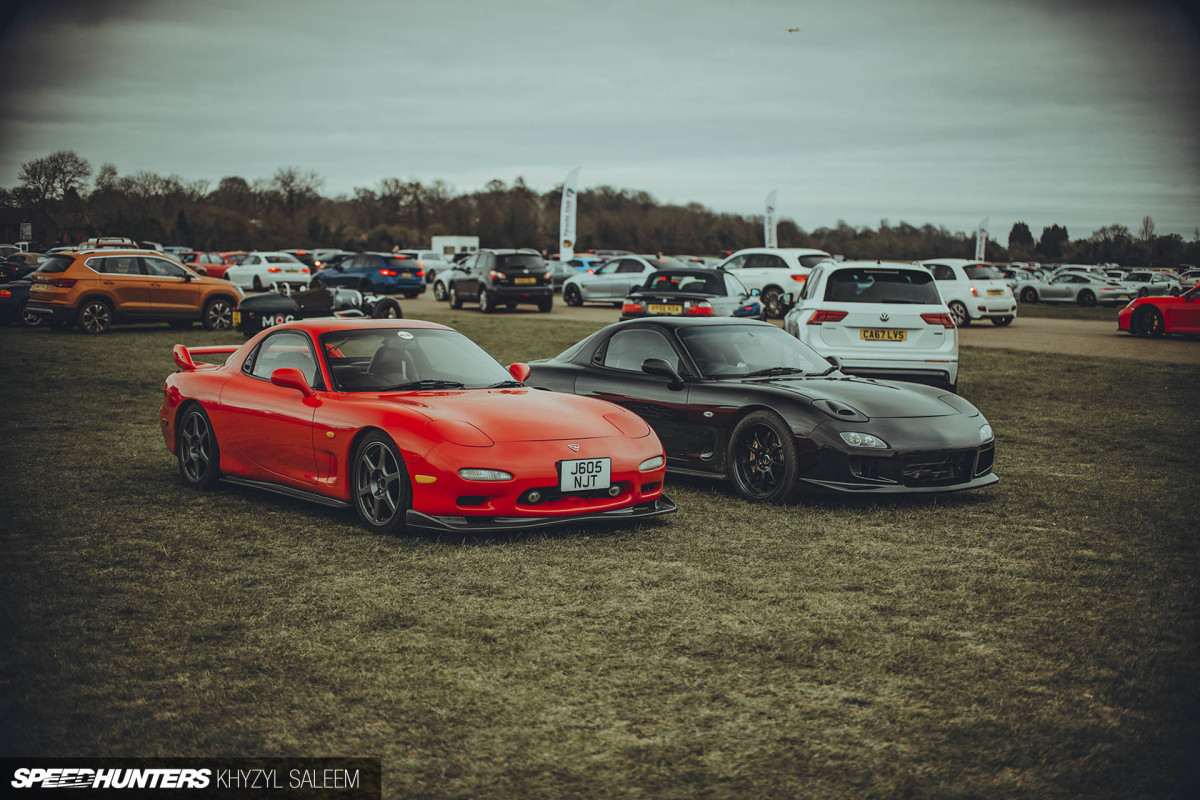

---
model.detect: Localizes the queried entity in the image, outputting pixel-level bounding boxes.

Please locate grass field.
[1,318,1197,799]
[1012,302,1120,322]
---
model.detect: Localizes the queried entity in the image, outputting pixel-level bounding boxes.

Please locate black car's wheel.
[202,297,234,330]
[178,405,220,489]
[309,276,325,290]
[727,411,801,503]
[991,316,1013,327]
[1077,289,1096,307]
[449,285,462,309]
[252,275,263,291]
[433,281,448,301]
[564,284,582,307]
[761,286,784,319]
[479,290,495,314]
[1133,306,1164,337]
[18,301,44,327]
[947,300,970,327]
[169,319,194,330]
[1020,287,1038,303]
[352,431,410,535]
[372,297,402,318]
[77,298,113,334]
[537,297,552,312]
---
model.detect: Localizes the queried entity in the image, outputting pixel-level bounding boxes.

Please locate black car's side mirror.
[642,358,684,389]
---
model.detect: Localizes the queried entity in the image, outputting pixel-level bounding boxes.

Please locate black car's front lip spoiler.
[798,472,999,494]
[405,495,677,532]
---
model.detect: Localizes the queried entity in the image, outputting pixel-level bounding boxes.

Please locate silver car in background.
[1122,270,1183,297]
[562,254,688,307]
[1014,271,1136,307]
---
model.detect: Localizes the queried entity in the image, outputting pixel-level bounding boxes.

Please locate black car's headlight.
[840,431,888,449]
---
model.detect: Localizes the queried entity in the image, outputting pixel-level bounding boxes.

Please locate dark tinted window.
[495,254,545,271]
[797,254,831,268]
[384,257,414,268]
[744,254,788,269]
[963,265,1002,280]
[824,269,941,304]
[35,255,75,274]
[143,258,187,277]
[641,271,725,295]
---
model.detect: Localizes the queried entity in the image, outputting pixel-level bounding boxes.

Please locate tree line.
[3,150,1198,267]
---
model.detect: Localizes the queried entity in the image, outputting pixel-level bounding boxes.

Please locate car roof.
[728,247,830,256]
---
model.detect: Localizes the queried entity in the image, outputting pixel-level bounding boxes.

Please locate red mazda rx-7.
[160,318,675,533]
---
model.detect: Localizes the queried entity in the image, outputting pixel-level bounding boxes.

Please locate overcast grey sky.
[2,0,1198,240]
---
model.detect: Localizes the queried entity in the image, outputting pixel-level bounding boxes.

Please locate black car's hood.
[736,375,962,419]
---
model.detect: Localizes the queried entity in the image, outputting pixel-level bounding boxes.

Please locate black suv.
[447,249,553,313]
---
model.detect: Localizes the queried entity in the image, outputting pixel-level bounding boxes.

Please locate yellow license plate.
[513,277,536,284]
[648,304,683,314]
[987,289,1004,296]
[232,311,241,324]
[860,328,906,341]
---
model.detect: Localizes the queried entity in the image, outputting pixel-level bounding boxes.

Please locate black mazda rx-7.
[523,318,997,502]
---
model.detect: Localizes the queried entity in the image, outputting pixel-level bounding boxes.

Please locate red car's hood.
[375,388,629,442]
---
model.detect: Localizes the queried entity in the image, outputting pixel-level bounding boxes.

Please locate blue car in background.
[312,252,427,297]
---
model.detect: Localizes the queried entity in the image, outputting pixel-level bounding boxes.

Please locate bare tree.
[1138,215,1155,240]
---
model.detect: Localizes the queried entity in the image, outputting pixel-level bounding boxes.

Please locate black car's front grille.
[901,451,973,487]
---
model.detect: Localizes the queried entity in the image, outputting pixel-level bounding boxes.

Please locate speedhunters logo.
[3,759,380,797]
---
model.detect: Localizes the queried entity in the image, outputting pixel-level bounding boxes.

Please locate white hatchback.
[918,259,1017,327]
[716,247,833,318]
[783,261,959,392]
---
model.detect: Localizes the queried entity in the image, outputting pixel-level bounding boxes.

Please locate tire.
[352,431,410,535]
[77,298,113,334]
[404,291,419,299]
[177,405,221,490]
[1133,306,1164,337]
[726,410,801,503]
[537,297,552,312]
[991,316,1013,327]
[1137,287,1148,298]
[449,284,462,309]
[1169,286,1181,297]
[761,286,784,319]
[372,297,402,319]
[564,284,582,307]
[1019,287,1038,303]
[202,297,234,331]
[309,276,325,290]
[252,275,263,291]
[1077,290,1096,308]
[359,279,373,294]
[947,300,969,327]
[169,319,194,330]
[18,301,44,328]
[433,280,448,301]
[479,290,494,314]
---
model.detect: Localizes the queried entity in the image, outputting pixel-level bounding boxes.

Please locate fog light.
[638,456,664,472]
[979,424,994,442]
[458,468,513,481]
[527,490,542,503]
[607,485,621,497]
[840,431,888,449]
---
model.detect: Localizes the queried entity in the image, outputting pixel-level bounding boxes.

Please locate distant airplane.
[787,27,801,32]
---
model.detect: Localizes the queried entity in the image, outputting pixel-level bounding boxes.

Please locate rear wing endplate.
[173,344,241,371]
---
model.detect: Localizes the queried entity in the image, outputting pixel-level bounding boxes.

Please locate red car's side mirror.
[270,367,315,397]
[508,362,531,383]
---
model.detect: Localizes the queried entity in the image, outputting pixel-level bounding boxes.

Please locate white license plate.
[559,458,611,492]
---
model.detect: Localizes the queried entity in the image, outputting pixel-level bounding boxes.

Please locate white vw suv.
[783,261,959,392]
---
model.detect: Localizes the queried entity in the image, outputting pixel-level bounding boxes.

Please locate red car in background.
[161,319,675,534]
[211,251,253,278]
[177,251,230,277]
[1118,283,1200,337]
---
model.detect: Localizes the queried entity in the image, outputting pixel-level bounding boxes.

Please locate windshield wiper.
[382,379,466,391]
[880,297,920,304]
[742,366,809,378]
[485,380,525,388]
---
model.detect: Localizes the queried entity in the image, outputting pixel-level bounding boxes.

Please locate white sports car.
[223,251,312,291]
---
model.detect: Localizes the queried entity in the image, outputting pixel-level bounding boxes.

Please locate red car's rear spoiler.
[173,344,241,371]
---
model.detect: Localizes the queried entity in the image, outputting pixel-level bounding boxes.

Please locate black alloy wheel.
[761,286,784,319]
[947,300,970,327]
[203,297,234,330]
[178,405,220,489]
[1137,287,1149,298]
[1133,306,1164,337]
[252,275,264,291]
[1077,289,1096,307]
[18,301,44,327]
[564,284,582,306]
[1020,287,1038,303]
[352,432,410,535]
[727,411,801,503]
[77,298,113,334]
[372,297,402,318]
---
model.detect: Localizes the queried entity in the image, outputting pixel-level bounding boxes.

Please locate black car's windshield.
[679,325,830,378]
[824,268,941,304]
[319,328,514,391]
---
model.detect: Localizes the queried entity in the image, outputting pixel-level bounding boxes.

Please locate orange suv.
[25,250,243,334]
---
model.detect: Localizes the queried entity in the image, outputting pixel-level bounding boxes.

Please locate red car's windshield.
[319,328,516,391]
